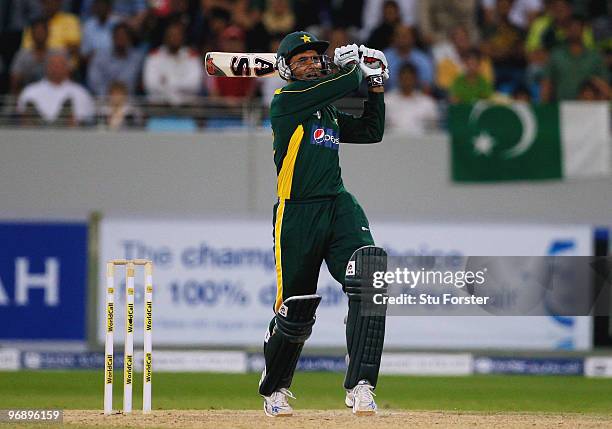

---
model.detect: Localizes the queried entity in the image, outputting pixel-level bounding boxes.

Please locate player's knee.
[344,245,388,300]
[274,294,321,343]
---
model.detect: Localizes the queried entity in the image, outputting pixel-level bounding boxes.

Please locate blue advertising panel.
[0,223,87,340]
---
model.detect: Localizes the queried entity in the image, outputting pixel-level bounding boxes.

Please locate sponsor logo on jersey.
[310,125,339,149]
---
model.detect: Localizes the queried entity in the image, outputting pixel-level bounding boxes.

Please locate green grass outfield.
[1,371,612,414]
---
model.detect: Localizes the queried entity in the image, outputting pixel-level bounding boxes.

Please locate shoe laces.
[354,383,376,404]
[271,388,295,406]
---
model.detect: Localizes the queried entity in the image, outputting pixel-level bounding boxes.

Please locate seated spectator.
[384,25,434,91]
[143,20,204,106]
[80,0,120,64]
[481,0,527,92]
[0,0,41,94]
[449,48,494,103]
[481,0,543,30]
[17,52,95,125]
[540,14,609,101]
[366,0,403,51]
[433,25,494,92]
[262,0,295,35]
[81,0,148,33]
[525,0,594,54]
[21,0,81,59]
[329,0,365,29]
[10,18,63,95]
[98,81,143,130]
[361,0,417,41]
[292,0,323,32]
[87,23,144,97]
[206,26,258,107]
[417,0,478,45]
[512,84,533,102]
[194,6,232,53]
[147,0,199,49]
[385,62,439,136]
[327,27,351,57]
[577,79,599,101]
[233,0,271,52]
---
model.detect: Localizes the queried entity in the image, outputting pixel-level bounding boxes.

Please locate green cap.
[277,31,329,61]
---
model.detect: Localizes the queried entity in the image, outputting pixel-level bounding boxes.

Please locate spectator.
[327,27,351,56]
[481,0,543,30]
[384,25,434,91]
[233,0,271,52]
[81,0,148,33]
[17,52,95,125]
[292,0,324,32]
[0,0,41,94]
[148,0,199,49]
[21,0,81,59]
[98,80,142,130]
[361,0,417,41]
[80,0,119,63]
[143,20,203,106]
[577,79,599,101]
[525,0,594,53]
[417,0,478,46]
[329,0,364,29]
[366,0,402,51]
[449,48,494,103]
[385,62,439,135]
[512,84,532,101]
[433,25,494,92]
[87,22,143,97]
[206,26,258,107]
[10,19,63,95]
[194,6,232,52]
[540,14,609,101]
[481,0,527,91]
[262,0,295,35]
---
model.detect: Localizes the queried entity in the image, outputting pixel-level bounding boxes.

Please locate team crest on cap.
[300,35,311,43]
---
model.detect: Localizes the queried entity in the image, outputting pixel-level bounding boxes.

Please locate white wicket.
[104,259,153,416]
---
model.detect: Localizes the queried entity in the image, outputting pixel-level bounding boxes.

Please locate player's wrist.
[366,74,384,89]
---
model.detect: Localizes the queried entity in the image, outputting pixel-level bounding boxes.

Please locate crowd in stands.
[0,0,608,131]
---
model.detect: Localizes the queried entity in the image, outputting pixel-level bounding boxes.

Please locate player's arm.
[336,92,385,143]
[338,46,387,144]
[270,63,362,120]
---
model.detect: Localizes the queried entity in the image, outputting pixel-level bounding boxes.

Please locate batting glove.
[334,44,360,69]
[359,45,390,85]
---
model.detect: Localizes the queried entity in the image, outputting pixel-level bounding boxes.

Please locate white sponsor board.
[585,357,612,377]
[380,353,473,375]
[135,351,247,373]
[0,349,20,370]
[98,219,592,350]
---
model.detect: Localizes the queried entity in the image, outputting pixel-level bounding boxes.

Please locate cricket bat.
[205,52,278,78]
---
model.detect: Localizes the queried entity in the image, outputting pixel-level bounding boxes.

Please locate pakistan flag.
[449,102,610,182]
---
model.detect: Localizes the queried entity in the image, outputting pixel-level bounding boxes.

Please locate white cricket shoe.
[345,380,377,415]
[263,388,295,417]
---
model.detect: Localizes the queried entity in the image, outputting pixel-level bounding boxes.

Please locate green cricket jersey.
[270,64,385,200]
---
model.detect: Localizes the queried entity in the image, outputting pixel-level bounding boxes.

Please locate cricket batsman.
[258,31,389,417]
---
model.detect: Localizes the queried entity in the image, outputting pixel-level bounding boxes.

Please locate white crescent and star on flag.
[468,101,538,158]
